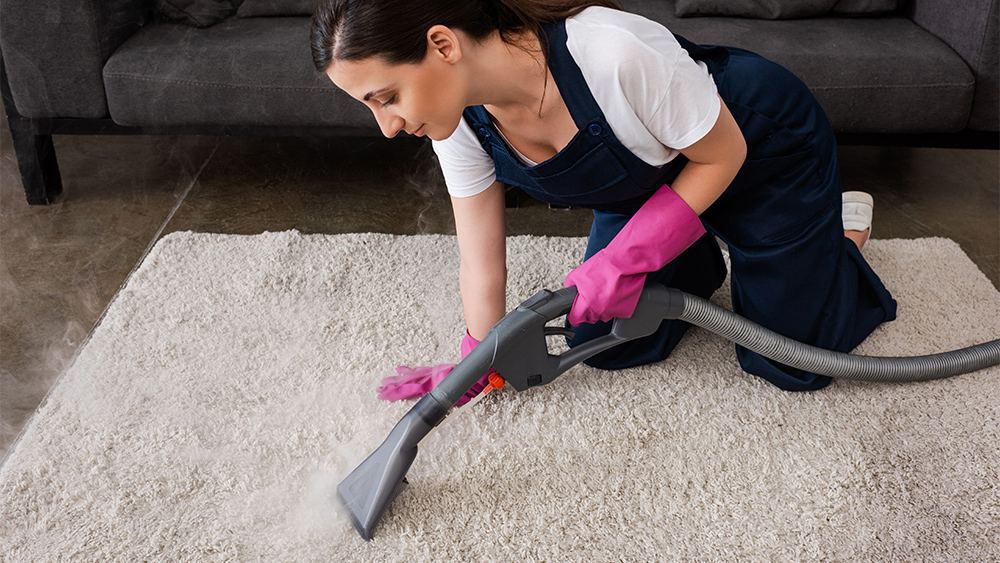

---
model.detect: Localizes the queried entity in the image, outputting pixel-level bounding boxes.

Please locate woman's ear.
[426,25,462,63]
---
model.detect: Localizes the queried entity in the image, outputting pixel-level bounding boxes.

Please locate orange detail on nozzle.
[484,373,505,394]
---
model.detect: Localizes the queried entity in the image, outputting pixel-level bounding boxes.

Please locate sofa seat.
[103,17,372,129]
[625,0,975,133]
[103,4,975,135]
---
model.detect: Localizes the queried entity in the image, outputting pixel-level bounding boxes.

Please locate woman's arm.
[562,96,746,325]
[669,95,747,215]
[451,180,508,341]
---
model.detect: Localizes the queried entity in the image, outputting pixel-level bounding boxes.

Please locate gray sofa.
[1,0,997,205]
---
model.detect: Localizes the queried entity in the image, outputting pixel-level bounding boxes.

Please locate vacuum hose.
[674,290,1000,382]
[337,283,999,541]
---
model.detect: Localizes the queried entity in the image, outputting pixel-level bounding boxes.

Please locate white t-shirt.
[433,6,721,198]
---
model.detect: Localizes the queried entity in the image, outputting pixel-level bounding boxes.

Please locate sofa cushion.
[102,3,977,135]
[908,0,998,131]
[0,0,150,119]
[156,0,241,28]
[237,0,312,17]
[103,17,375,130]
[832,0,903,15]
[676,0,837,19]
[676,0,903,19]
[624,0,974,133]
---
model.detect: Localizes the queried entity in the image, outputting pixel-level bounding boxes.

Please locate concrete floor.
[1,108,997,457]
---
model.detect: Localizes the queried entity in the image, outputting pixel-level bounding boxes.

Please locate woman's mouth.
[412,124,425,137]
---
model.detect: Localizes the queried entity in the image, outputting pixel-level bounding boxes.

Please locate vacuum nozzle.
[336,394,448,540]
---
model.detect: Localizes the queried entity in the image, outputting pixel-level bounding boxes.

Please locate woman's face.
[326,49,467,141]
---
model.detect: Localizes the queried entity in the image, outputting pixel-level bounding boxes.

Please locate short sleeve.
[566,8,721,162]
[645,46,721,150]
[432,118,497,198]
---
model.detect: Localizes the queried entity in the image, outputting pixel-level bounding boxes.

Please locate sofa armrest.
[907,0,999,131]
[0,0,152,119]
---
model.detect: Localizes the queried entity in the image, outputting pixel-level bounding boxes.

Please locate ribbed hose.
[676,291,1000,382]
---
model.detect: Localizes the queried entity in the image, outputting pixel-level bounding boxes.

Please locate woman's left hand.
[565,184,706,326]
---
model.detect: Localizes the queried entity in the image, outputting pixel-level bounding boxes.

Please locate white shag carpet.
[1,232,998,563]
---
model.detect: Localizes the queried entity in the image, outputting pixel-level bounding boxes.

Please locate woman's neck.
[465,31,551,117]
[461,29,577,164]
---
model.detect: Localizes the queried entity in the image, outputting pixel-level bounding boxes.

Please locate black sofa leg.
[7,117,62,205]
[2,56,63,205]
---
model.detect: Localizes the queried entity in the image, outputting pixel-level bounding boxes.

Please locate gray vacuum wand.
[336,283,1000,540]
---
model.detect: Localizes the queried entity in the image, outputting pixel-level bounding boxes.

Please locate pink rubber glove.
[377,331,494,406]
[565,185,706,325]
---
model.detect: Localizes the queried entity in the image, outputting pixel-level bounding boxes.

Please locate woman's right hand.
[378,331,496,406]
[451,181,508,340]
[376,182,509,405]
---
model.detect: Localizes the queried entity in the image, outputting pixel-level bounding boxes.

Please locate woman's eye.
[380,96,396,108]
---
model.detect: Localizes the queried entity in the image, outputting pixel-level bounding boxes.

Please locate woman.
[311,0,896,399]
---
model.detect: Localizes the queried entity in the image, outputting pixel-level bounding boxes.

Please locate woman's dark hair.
[311,0,621,72]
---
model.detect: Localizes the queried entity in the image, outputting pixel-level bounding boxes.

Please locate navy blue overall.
[462,21,897,391]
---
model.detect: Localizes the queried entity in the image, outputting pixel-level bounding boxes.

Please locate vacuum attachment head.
[335,285,679,540]
[336,394,448,540]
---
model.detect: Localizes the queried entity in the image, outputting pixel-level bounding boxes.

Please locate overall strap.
[463,19,612,155]
[540,20,607,130]
[462,105,497,155]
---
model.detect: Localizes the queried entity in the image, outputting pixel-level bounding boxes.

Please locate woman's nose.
[375,111,404,138]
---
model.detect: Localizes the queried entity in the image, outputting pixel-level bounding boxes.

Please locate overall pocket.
[496,138,630,206]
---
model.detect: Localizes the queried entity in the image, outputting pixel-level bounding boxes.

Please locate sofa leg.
[2,56,63,205]
[6,116,63,205]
